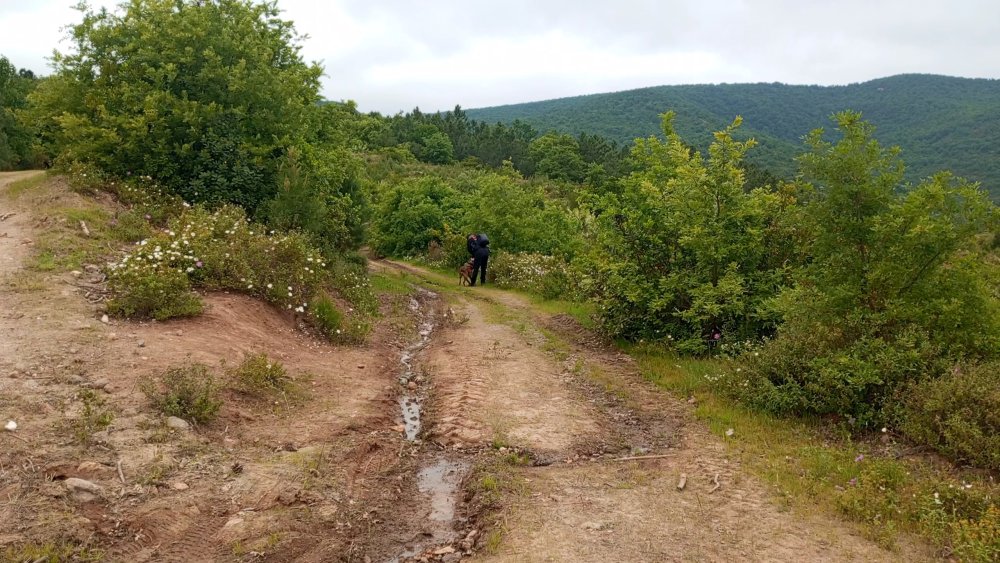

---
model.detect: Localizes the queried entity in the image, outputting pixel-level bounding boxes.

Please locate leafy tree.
[31,0,322,210]
[0,55,39,169]
[369,176,464,257]
[528,132,586,183]
[746,111,999,423]
[590,113,786,350]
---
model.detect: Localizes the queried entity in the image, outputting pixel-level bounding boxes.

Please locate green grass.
[4,171,47,197]
[369,270,413,294]
[630,343,1000,558]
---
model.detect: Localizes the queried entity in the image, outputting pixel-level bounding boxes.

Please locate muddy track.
[0,176,933,562]
[367,262,934,563]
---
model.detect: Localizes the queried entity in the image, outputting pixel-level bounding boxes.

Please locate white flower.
[186,267,194,273]
[267,283,273,289]
[295,306,305,313]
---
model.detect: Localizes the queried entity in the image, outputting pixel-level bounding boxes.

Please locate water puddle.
[398,290,437,441]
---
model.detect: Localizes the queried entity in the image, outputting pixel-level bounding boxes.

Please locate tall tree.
[30,0,322,210]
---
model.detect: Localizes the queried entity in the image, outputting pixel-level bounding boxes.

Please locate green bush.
[898,361,1000,470]
[106,267,203,321]
[106,205,375,341]
[70,389,114,446]
[488,252,574,299]
[951,505,1000,562]
[229,353,290,396]
[141,364,222,424]
[310,293,343,338]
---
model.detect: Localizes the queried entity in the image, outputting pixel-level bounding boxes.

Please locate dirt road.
[0,174,931,561]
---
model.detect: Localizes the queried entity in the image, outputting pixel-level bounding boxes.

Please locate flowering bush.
[107,205,374,342]
[488,252,574,299]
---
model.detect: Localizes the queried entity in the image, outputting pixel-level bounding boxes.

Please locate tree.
[590,112,785,350]
[0,55,39,169]
[31,0,322,210]
[528,132,586,182]
[747,111,999,423]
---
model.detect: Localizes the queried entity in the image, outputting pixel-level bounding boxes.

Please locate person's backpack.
[477,233,490,247]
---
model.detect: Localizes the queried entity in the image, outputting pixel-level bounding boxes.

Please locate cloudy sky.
[2,0,999,114]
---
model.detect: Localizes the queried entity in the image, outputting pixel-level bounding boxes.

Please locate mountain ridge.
[465,74,1000,198]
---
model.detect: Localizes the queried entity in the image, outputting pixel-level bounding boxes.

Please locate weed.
[1,541,103,562]
[229,353,291,396]
[70,389,114,446]
[141,363,222,424]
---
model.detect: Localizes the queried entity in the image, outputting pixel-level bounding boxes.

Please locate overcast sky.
[2,0,999,114]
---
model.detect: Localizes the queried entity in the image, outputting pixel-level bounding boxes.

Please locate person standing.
[470,232,490,286]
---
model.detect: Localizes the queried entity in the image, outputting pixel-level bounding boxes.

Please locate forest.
[467,74,1000,201]
[0,0,998,559]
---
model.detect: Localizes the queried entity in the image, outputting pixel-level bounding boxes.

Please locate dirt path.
[0,176,934,562]
[375,264,934,562]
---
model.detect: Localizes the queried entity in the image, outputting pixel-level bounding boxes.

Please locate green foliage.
[141,363,222,424]
[310,293,343,339]
[898,361,1000,470]
[528,132,586,182]
[106,266,204,321]
[229,352,291,396]
[370,176,463,257]
[1,542,102,563]
[747,112,999,425]
[70,389,114,446]
[951,505,1000,562]
[106,204,375,341]
[467,74,1000,201]
[589,113,786,350]
[0,55,41,169]
[488,252,573,299]
[30,0,322,210]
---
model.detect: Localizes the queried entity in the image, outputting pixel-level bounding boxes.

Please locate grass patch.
[369,270,413,295]
[140,363,223,424]
[228,352,295,398]
[465,451,531,555]
[4,172,47,197]
[68,389,114,447]
[1,540,103,562]
[631,343,1000,559]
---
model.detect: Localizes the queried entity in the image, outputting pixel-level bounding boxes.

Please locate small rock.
[64,477,101,502]
[725,428,735,437]
[69,347,80,355]
[137,340,145,348]
[71,270,83,277]
[414,375,426,383]
[172,482,189,491]
[166,416,190,431]
[84,264,100,273]
[581,522,602,531]
[77,461,107,473]
[107,333,118,341]
[66,374,85,384]
[406,381,417,390]
[432,546,456,555]
[357,364,365,369]
[175,330,183,336]
[4,420,16,431]
[85,379,110,390]
[677,473,687,490]
[687,397,696,404]
[392,424,406,433]
[100,314,109,324]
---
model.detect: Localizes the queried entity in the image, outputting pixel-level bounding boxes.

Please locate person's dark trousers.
[470,255,488,286]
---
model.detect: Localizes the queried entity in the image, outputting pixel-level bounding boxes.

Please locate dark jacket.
[467,236,479,257]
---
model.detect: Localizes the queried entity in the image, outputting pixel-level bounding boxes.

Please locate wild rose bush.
[488,252,574,299]
[107,205,374,342]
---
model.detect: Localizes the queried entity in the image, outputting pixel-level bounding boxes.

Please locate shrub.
[951,504,1000,562]
[310,293,342,339]
[106,267,203,321]
[488,252,575,299]
[70,389,114,446]
[106,205,375,341]
[898,361,1000,470]
[229,353,290,396]
[141,364,222,424]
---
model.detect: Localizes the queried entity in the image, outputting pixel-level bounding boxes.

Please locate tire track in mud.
[371,264,933,562]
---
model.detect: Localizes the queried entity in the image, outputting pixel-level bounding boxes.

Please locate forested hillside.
[466,74,1000,199]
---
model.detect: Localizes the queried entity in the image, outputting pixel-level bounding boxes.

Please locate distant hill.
[466,74,1000,199]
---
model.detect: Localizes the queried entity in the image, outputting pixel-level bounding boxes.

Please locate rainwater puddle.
[398,291,437,442]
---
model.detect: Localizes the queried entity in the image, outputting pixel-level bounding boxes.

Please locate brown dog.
[458,259,474,286]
